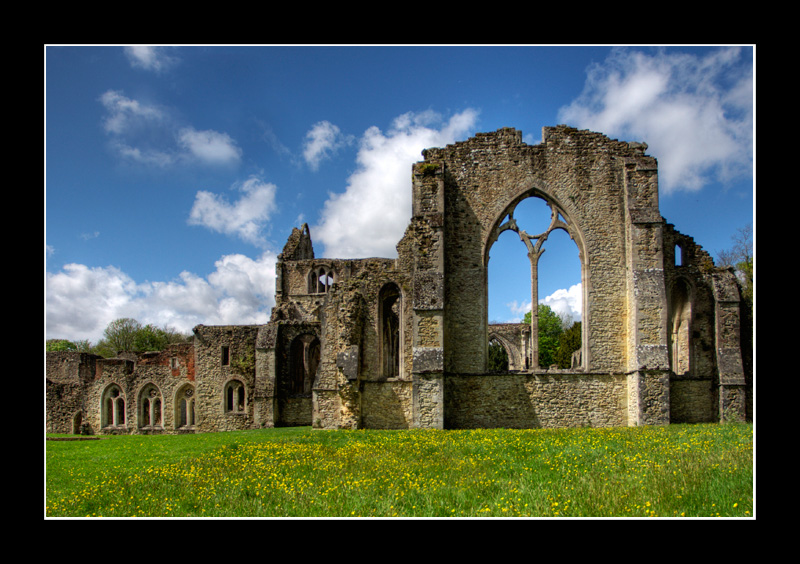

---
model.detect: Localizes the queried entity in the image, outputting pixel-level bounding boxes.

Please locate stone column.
[410,160,446,429]
[711,271,748,422]
[622,156,671,426]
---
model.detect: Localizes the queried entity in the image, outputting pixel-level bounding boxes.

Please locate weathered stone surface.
[46,126,751,434]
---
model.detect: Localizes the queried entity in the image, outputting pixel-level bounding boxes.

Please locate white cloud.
[99,90,167,135]
[303,120,353,170]
[557,47,753,193]
[124,46,179,73]
[46,264,142,341]
[313,108,480,258]
[506,300,532,322]
[188,175,278,247]
[503,283,583,324]
[98,90,241,168]
[178,127,242,166]
[540,283,582,323]
[46,253,277,343]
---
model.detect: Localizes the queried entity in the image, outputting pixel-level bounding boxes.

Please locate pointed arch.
[224,379,246,413]
[290,334,320,394]
[137,382,163,430]
[174,383,196,429]
[484,189,588,371]
[669,277,693,376]
[379,282,403,379]
[101,383,126,429]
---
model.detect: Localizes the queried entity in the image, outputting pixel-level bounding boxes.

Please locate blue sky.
[45,45,754,342]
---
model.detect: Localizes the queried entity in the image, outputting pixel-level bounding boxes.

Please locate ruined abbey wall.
[46,126,751,435]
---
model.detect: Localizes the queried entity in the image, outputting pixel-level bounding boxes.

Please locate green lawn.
[45,423,753,518]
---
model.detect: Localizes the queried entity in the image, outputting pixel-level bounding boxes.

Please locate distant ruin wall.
[444,372,628,429]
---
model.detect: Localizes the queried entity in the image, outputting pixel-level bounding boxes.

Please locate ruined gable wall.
[421,126,647,374]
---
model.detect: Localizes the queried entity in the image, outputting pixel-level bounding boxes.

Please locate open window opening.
[175,384,195,428]
[225,380,246,414]
[290,334,320,395]
[102,384,126,428]
[487,195,584,371]
[308,266,335,294]
[379,283,402,379]
[487,337,510,371]
[669,278,693,376]
[138,383,163,429]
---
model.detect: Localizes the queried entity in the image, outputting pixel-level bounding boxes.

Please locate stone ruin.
[46,126,752,434]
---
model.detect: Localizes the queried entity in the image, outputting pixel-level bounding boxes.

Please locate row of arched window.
[101,379,247,431]
[308,266,335,294]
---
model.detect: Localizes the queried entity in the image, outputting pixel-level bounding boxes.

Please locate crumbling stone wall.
[46,126,751,434]
[192,325,260,432]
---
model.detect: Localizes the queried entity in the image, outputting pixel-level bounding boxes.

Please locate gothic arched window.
[308,266,335,294]
[225,380,246,413]
[379,283,402,379]
[138,383,163,429]
[175,384,196,429]
[102,384,126,428]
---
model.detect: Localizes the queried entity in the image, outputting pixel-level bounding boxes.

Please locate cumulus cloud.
[188,175,278,247]
[506,300,532,322]
[98,89,241,168]
[504,283,583,324]
[99,90,167,136]
[540,283,582,323]
[303,121,353,170]
[124,46,179,73]
[178,127,242,166]
[313,108,479,258]
[558,47,753,193]
[46,253,277,343]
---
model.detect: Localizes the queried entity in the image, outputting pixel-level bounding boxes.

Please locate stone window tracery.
[102,383,126,428]
[138,383,163,429]
[225,379,246,413]
[488,194,584,371]
[308,266,335,294]
[175,384,195,429]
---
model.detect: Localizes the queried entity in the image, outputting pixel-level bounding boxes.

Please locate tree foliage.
[488,339,509,371]
[522,305,581,369]
[555,321,581,369]
[46,318,191,357]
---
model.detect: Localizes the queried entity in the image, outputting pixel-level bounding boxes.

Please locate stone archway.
[484,191,587,371]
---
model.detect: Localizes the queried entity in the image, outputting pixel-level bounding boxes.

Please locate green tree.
[523,304,564,368]
[555,321,581,369]
[488,339,509,371]
[87,318,192,357]
[100,317,141,354]
[46,339,77,352]
[133,324,172,352]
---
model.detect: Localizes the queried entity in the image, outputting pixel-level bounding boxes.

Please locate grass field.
[45,423,754,518]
